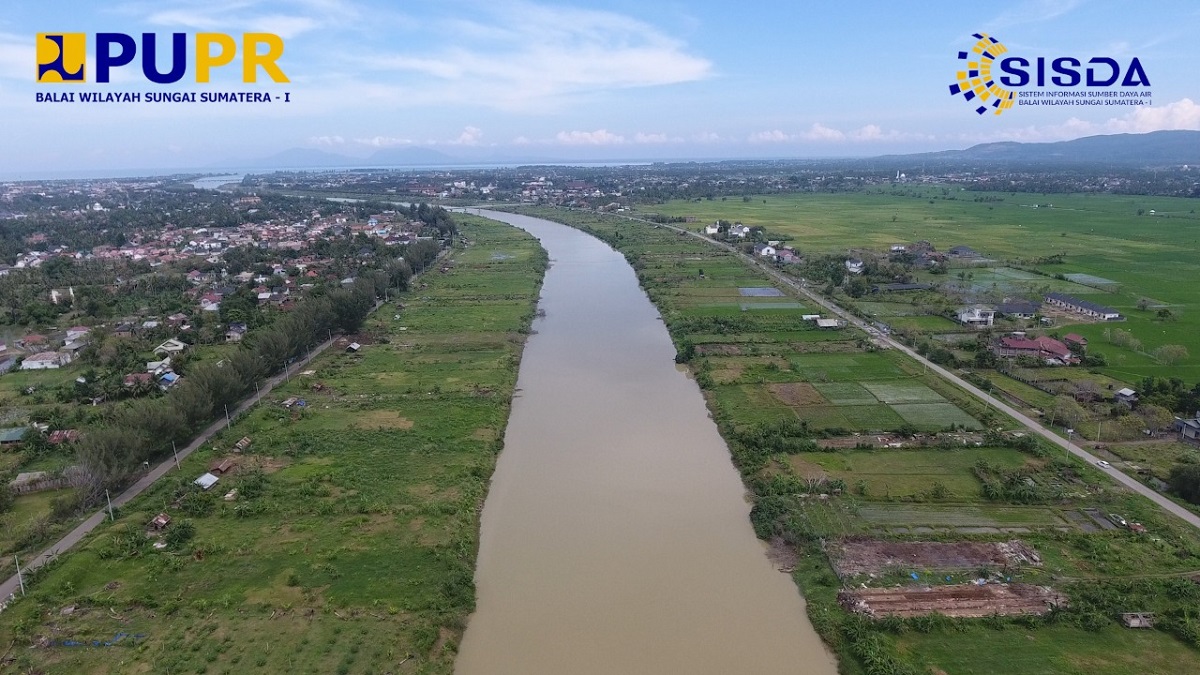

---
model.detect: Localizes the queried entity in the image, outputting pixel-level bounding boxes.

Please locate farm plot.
[804,448,1025,499]
[840,583,1065,618]
[862,381,946,404]
[855,504,1067,529]
[891,402,981,430]
[826,539,1042,578]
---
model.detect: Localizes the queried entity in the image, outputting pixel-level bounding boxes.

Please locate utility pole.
[106,489,115,521]
[14,556,25,596]
[172,441,181,470]
[1066,428,1075,461]
[224,404,232,430]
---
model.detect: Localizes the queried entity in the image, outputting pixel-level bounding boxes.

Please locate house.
[993,334,1073,364]
[147,357,172,374]
[0,427,27,445]
[776,249,800,264]
[729,224,751,238]
[754,243,777,258]
[1063,333,1088,349]
[890,244,907,253]
[844,258,865,275]
[0,358,15,375]
[65,326,91,342]
[947,245,979,258]
[703,222,721,235]
[998,300,1040,320]
[1044,292,1122,321]
[158,372,181,389]
[154,338,189,356]
[124,372,154,387]
[1178,418,1200,444]
[47,429,80,444]
[167,312,189,326]
[957,306,995,328]
[21,351,69,370]
[225,323,248,343]
[1115,388,1138,406]
[113,322,135,338]
[816,318,845,329]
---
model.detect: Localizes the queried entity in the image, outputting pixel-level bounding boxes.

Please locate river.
[454,210,837,675]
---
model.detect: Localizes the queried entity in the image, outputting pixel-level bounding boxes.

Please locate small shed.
[234,436,252,452]
[1121,613,1155,628]
[194,473,220,491]
[149,513,172,530]
[346,342,362,352]
[210,458,237,475]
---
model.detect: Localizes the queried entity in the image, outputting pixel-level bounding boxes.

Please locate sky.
[1,0,1198,176]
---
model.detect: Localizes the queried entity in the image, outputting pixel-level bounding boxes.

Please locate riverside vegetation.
[0,214,546,674]
[509,205,1200,675]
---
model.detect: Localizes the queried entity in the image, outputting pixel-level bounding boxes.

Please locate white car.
[1096,460,1111,468]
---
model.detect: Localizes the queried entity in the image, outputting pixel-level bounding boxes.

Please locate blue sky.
[1,0,1198,175]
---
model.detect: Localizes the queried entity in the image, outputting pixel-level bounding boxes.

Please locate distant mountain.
[887,130,1200,167]
[366,146,457,166]
[234,148,362,169]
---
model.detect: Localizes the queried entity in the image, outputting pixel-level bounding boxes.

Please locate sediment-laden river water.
[455,210,838,675]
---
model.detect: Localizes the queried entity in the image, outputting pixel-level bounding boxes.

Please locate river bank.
[0,215,546,674]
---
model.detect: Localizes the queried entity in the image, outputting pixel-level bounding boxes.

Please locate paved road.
[0,335,345,605]
[609,211,1200,532]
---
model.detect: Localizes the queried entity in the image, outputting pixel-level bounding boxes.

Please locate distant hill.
[887,130,1200,167]
[366,146,456,166]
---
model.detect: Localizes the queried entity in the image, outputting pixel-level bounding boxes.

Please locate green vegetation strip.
[0,215,546,675]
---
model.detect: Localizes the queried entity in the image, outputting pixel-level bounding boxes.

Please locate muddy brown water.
[454,210,838,675]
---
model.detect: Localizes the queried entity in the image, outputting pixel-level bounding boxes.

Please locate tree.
[1169,464,1200,504]
[1152,344,1189,365]
[1137,404,1174,435]
[1049,395,1087,428]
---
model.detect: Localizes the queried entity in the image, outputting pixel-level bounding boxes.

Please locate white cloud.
[748,129,794,143]
[692,132,723,143]
[309,135,345,146]
[354,136,413,147]
[354,1,711,110]
[511,135,531,145]
[555,129,625,145]
[800,123,846,141]
[633,132,670,144]
[955,98,1200,144]
[1106,97,1200,132]
[450,126,483,145]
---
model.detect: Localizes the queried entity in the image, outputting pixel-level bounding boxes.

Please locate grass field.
[0,215,547,675]
[803,447,1028,499]
[643,189,1200,383]
[900,624,1200,675]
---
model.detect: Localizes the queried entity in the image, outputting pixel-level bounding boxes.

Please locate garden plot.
[862,381,945,404]
[827,539,1042,578]
[840,584,1066,618]
[891,403,981,430]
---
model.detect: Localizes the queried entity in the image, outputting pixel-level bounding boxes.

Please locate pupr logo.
[36,33,87,83]
[948,33,1014,116]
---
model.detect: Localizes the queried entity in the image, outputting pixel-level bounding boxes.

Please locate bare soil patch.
[765,536,800,573]
[768,382,826,407]
[695,344,743,356]
[827,538,1042,578]
[839,583,1066,618]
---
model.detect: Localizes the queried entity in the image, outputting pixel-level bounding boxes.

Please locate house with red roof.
[993,334,1074,365]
